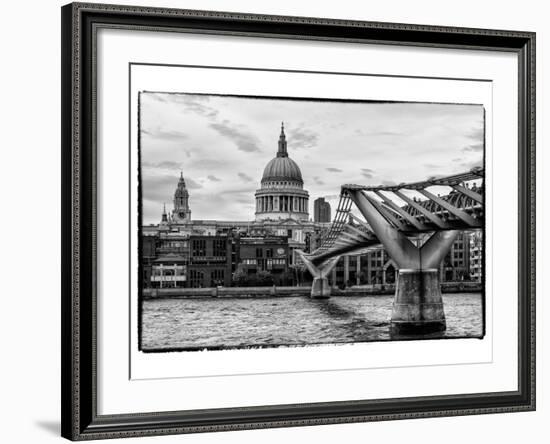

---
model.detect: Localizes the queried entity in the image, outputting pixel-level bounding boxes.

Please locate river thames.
[141,292,484,351]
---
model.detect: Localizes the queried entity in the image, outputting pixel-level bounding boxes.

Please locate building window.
[189,270,204,288]
[266,249,273,258]
[213,239,226,257]
[256,248,263,258]
[211,269,225,285]
[192,239,206,256]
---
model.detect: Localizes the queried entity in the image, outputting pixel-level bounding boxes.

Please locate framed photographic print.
[61,2,536,440]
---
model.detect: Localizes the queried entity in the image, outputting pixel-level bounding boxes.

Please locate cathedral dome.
[261,156,303,183]
[260,122,303,185]
[255,123,309,222]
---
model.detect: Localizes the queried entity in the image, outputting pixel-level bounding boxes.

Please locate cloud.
[381,180,397,186]
[188,158,227,169]
[148,92,219,119]
[326,167,342,173]
[140,174,179,202]
[313,176,325,185]
[209,121,261,152]
[207,175,221,182]
[288,125,318,149]
[141,128,188,142]
[142,160,181,170]
[360,168,374,179]
[423,163,441,169]
[184,178,203,189]
[355,129,404,137]
[238,172,254,182]
[466,126,484,141]
[462,143,484,152]
[218,185,257,196]
[460,159,483,170]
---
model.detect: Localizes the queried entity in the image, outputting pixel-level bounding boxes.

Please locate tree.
[232,268,249,287]
[256,270,274,286]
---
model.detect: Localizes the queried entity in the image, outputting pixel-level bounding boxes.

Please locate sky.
[139,92,484,225]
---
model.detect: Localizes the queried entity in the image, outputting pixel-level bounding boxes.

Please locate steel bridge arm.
[374,190,429,231]
[417,189,478,227]
[451,184,483,204]
[347,190,420,269]
[363,193,408,231]
[393,190,448,229]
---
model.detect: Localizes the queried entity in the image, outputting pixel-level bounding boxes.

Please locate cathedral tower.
[172,172,192,223]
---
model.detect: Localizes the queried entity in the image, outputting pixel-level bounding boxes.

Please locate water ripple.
[141,293,483,351]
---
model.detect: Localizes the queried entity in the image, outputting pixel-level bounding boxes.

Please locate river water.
[141,293,484,351]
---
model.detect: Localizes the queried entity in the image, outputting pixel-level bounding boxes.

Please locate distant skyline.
[139,92,484,225]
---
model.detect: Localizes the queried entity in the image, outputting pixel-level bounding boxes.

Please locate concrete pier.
[297,252,339,299]
[311,277,331,299]
[390,269,446,335]
[347,189,459,334]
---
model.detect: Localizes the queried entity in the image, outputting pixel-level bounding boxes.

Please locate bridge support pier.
[311,277,331,298]
[297,252,339,299]
[392,268,445,335]
[348,190,459,335]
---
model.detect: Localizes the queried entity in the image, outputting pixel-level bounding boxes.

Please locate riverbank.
[143,281,482,299]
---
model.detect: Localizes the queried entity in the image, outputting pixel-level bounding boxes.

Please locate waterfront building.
[469,230,483,282]
[150,254,187,289]
[141,234,159,289]
[441,231,471,281]
[313,197,331,223]
[238,237,290,283]
[329,248,397,288]
[187,235,233,288]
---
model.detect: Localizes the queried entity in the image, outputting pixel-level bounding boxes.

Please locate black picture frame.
[61,2,536,440]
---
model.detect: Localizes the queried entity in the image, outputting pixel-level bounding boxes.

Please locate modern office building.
[313,197,331,223]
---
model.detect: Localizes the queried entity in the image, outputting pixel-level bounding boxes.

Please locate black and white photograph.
[138,92,485,352]
[52,2,537,441]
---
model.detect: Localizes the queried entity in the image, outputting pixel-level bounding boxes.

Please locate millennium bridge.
[298,167,484,335]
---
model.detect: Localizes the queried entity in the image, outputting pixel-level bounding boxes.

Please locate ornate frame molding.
[61,2,535,440]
